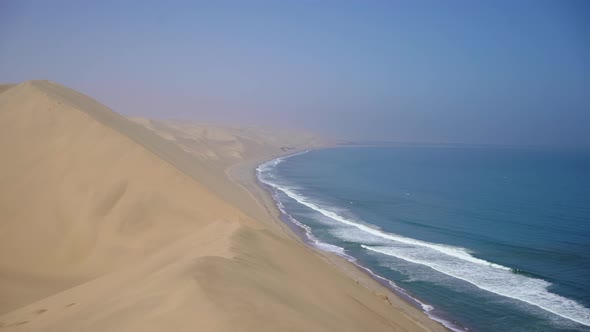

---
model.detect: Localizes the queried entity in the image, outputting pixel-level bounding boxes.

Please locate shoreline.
[227,148,455,332]
[0,81,454,332]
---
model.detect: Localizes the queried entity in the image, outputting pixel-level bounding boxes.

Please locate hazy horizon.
[1,0,588,147]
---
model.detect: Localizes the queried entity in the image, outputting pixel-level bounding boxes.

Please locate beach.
[256,147,590,332]
[0,80,447,331]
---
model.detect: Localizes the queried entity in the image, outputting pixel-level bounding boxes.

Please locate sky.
[1,0,589,147]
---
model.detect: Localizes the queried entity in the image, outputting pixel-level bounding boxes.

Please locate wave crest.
[257,154,590,328]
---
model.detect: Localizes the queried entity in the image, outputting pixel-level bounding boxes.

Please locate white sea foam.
[275,195,351,258]
[257,159,590,327]
[362,245,590,327]
[258,155,469,331]
[256,150,310,173]
[351,261,467,332]
[257,155,590,327]
[259,178,510,270]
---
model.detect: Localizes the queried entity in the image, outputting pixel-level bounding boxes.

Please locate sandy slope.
[0,81,446,331]
[0,85,16,95]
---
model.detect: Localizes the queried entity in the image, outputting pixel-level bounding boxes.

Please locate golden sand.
[0,81,446,331]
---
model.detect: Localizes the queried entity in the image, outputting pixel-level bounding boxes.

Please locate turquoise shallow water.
[257,146,590,332]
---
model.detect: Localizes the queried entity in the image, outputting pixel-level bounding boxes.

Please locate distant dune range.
[0,81,445,331]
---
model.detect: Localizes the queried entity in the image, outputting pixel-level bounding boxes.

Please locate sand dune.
[0,85,16,95]
[0,81,445,331]
[129,117,327,165]
[0,81,245,313]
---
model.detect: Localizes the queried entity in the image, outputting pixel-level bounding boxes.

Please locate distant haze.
[1,1,588,147]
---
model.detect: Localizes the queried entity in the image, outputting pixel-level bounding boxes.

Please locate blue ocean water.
[257,146,590,332]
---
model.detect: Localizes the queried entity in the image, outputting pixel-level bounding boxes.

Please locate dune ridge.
[0,81,446,331]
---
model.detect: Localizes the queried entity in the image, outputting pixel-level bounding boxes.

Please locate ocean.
[256,146,590,332]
